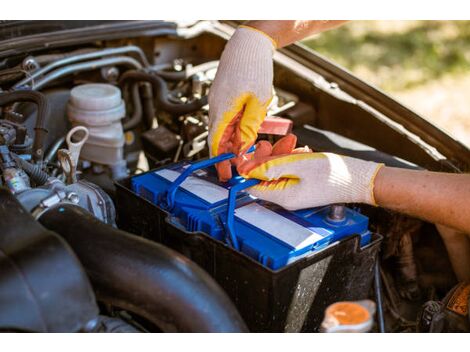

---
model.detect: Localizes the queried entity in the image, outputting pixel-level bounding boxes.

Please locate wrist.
[328,155,384,206]
[245,21,291,48]
[238,24,278,49]
[366,162,385,206]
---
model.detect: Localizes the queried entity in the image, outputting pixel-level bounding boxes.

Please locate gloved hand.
[238,135,384,210]
[208,25,277,181]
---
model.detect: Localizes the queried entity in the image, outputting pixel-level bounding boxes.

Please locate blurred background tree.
[303,20,470,146]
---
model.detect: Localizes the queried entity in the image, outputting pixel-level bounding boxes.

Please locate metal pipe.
[14,46,149,88]
[33,56,142,90]
[39,204,248,333]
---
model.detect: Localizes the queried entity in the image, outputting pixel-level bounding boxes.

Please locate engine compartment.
[0,20,465,332]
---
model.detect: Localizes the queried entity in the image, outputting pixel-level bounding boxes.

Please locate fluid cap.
[321,300,376,333]
[70,83,122,111]
[67,83,125,126]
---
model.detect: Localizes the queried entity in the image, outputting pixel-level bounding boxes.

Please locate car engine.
[0,20,467,333]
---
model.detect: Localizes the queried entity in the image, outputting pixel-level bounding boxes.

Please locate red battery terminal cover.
[258,116,293,136]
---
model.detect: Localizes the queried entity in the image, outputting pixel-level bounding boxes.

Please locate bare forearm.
[374,166,470,233]
[245,20,348,48]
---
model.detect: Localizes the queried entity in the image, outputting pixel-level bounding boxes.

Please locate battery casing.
[116,172,382,332]
[131,160,370,269]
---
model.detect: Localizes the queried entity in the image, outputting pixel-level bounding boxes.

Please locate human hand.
[208,26,276,181]
[237,135,384,210]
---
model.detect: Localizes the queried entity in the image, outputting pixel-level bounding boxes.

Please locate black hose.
[122,83,143,132]
[119,70,207,116]
[374,258,386,333]
[12,154,49,186]
[39,204,248,333]
[141,83,156,130]
[0,90,49,163]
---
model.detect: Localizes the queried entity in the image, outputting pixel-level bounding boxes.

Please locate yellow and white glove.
[238,135,384,210]
[208,25,277,181]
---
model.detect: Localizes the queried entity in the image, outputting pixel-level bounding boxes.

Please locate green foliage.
[303,21,470,91]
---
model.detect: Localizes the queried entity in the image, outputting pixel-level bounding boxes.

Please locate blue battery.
[132,161,252,241]
[131,155,371,270]
[228,201,370,269]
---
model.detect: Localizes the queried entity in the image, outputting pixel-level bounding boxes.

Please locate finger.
[215,132,234,181]
[271,134,297,156]
[233,138,272,168]
[212,110,243,181]
[254,140,273,159]
[231,113,243,153]
[236,140,271,175]
[216,109,242,155]
[241,152,325,181]
[209,99,245,157]
[237,94,271,155]
[230,119,244,166]
[216,160,232,182]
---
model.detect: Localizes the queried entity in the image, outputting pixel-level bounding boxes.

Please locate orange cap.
[325,302,371,326]
[321,300,375,333]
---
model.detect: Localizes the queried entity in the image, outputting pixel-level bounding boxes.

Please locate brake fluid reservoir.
[67,84,126,177]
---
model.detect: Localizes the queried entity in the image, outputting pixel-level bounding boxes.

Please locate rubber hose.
[374,259,386,333]
[119,71,207,116]
[12,154,49,186]
[122,83,143,132]
[141,84,155,130]
[39,205,248,333]
[0,90,49,163]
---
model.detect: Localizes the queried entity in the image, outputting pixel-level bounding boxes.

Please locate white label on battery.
[235,203,325,250]
[155,169,228,204]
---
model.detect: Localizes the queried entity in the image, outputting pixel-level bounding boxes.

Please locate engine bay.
[0,21,466,333]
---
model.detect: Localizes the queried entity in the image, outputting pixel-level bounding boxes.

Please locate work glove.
[208,25,277,181]
[237,135,384,210]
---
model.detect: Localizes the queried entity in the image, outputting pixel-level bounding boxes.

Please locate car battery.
[229,201,371,269]
[131,155,252,243]
[130,154,371,270]
[116,154,383,332]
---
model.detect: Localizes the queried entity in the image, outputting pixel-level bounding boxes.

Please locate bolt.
[328,204,346,222]
[22,56,40,72]
[101,66,120,82]
[67,192,80,204]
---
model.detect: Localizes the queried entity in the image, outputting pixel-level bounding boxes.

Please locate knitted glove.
[238,135,384,210]
[208,25,277,181]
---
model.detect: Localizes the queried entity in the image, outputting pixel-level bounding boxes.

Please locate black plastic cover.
[141,126,180,162]
[0,188,99,332]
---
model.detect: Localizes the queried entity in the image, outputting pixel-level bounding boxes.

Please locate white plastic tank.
[67,83,127,178]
